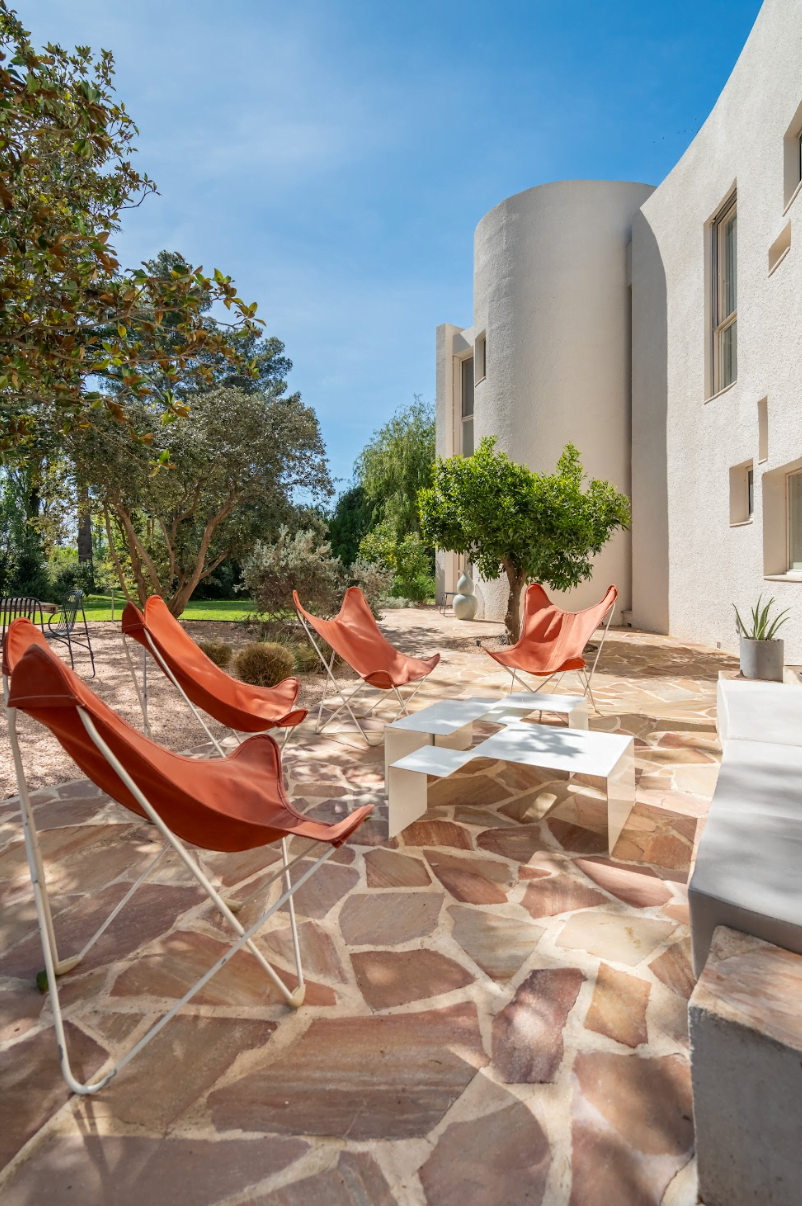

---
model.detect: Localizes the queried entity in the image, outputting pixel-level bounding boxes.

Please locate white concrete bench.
[688,678,802,976]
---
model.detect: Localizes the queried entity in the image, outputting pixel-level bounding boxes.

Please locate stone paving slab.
[0,615,732,1203]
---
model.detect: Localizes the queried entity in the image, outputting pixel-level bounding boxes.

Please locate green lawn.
[78,593,252,623]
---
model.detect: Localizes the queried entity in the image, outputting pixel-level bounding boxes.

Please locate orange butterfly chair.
[293,587,440,745]
[485,584,617,709]
[121,595,307,755]
[4,618,372,1095]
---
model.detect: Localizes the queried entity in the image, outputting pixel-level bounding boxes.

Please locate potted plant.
[733,595,790,681]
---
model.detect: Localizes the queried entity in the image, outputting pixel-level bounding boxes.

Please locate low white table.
[384,691,589,782]
[385,696,633,851]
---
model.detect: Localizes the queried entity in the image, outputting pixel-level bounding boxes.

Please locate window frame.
[747,467,754,519]
[475,334,487,384]
[460,355,474,456]
[712,191,737,395]
[788,468,802,572]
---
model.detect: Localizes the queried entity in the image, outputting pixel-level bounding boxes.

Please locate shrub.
[292,638,344,674]
[46,549,95,599]
[197,638,233,668]
[358,520,432,603]
[242,526,345,621]
[234,641,296,687]
[393,572,436,605]
[350,557,395,618]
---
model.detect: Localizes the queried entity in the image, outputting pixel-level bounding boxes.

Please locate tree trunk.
[77,483,92,565]
[502,560,527,643]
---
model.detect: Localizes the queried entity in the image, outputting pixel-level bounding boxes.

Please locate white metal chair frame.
[6,696,334,1096]
[295,609,427,747]
[121,630,296,757]
[503,600,617,711]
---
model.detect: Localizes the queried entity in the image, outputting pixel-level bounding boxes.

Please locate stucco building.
[436,0,802,664]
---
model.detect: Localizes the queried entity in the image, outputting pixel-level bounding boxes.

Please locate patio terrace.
[0,608,733,1205]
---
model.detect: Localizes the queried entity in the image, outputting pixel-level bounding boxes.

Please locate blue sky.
[22,0,761,490]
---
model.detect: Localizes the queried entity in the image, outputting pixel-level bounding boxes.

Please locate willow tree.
[354,396,435,535]
[419,438,631,640]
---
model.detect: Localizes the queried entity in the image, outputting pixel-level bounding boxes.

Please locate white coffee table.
[384,691,589,781]
[385,696,633,852]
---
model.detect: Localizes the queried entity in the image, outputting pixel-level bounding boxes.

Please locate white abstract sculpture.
[453,572,478,621]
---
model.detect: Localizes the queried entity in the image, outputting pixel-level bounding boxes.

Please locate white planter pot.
[739,636,784,682]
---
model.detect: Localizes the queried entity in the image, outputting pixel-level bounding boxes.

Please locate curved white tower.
[437,178,654,621]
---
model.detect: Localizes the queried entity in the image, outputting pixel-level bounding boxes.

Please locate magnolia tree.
[0,4,261,451]
[74,387,331,615]
[418,437,631,640]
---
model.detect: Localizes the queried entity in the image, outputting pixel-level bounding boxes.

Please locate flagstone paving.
[0,610,734,1204]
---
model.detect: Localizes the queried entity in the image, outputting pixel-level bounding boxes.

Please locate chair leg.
[281,837,305,1004]
[121,635,151,737]
[582,669,600,713]
[82,610,96,678]
[143,633,226,757]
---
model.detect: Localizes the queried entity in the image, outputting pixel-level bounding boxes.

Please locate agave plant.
[733,595,790,641]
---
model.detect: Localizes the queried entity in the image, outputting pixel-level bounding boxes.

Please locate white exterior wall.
[437,180,653,621]
[632,0,802,663]
[435,322,473,606]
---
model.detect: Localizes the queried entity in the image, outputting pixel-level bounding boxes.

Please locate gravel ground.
[0,619,362,798]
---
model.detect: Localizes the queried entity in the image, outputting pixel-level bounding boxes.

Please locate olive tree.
[419,437,630,640]
[74,387,331,615]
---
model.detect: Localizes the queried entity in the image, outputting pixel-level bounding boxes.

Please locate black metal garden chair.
[45,588,96,677]
[0,597,45,644]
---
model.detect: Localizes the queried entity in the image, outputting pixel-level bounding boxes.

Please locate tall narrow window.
[713,193,737,393]
[476,335,486,382]
[789,470,802,571]
[461,356,474,455]
[747,467,754,518]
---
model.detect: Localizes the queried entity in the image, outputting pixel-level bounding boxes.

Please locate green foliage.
[242,526,344,623]
[73,388,332,616]
[233,641,295,688]
[46,548,95,598]
[273,632,340,674]
[419,437,631,637]
[328,484,372,565]
[0,4,261,451]
[393,573,436,606]
[196,638,233,668]
[733,595,790,642]
[0,464,48,595]
[190,557,242,601]
[350,556,395,618]
[104,250,295,405]
[354,396,435,536]
[289,638,325,674]
[358,519,431,603]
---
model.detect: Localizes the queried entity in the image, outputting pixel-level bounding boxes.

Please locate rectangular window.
[789,470,802,571]
[747,467,754,518]
[712,193,737,393]
[461,356,474,455]
[476,335,486,382]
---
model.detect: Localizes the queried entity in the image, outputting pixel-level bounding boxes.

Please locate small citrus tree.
[419,437,630,640]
